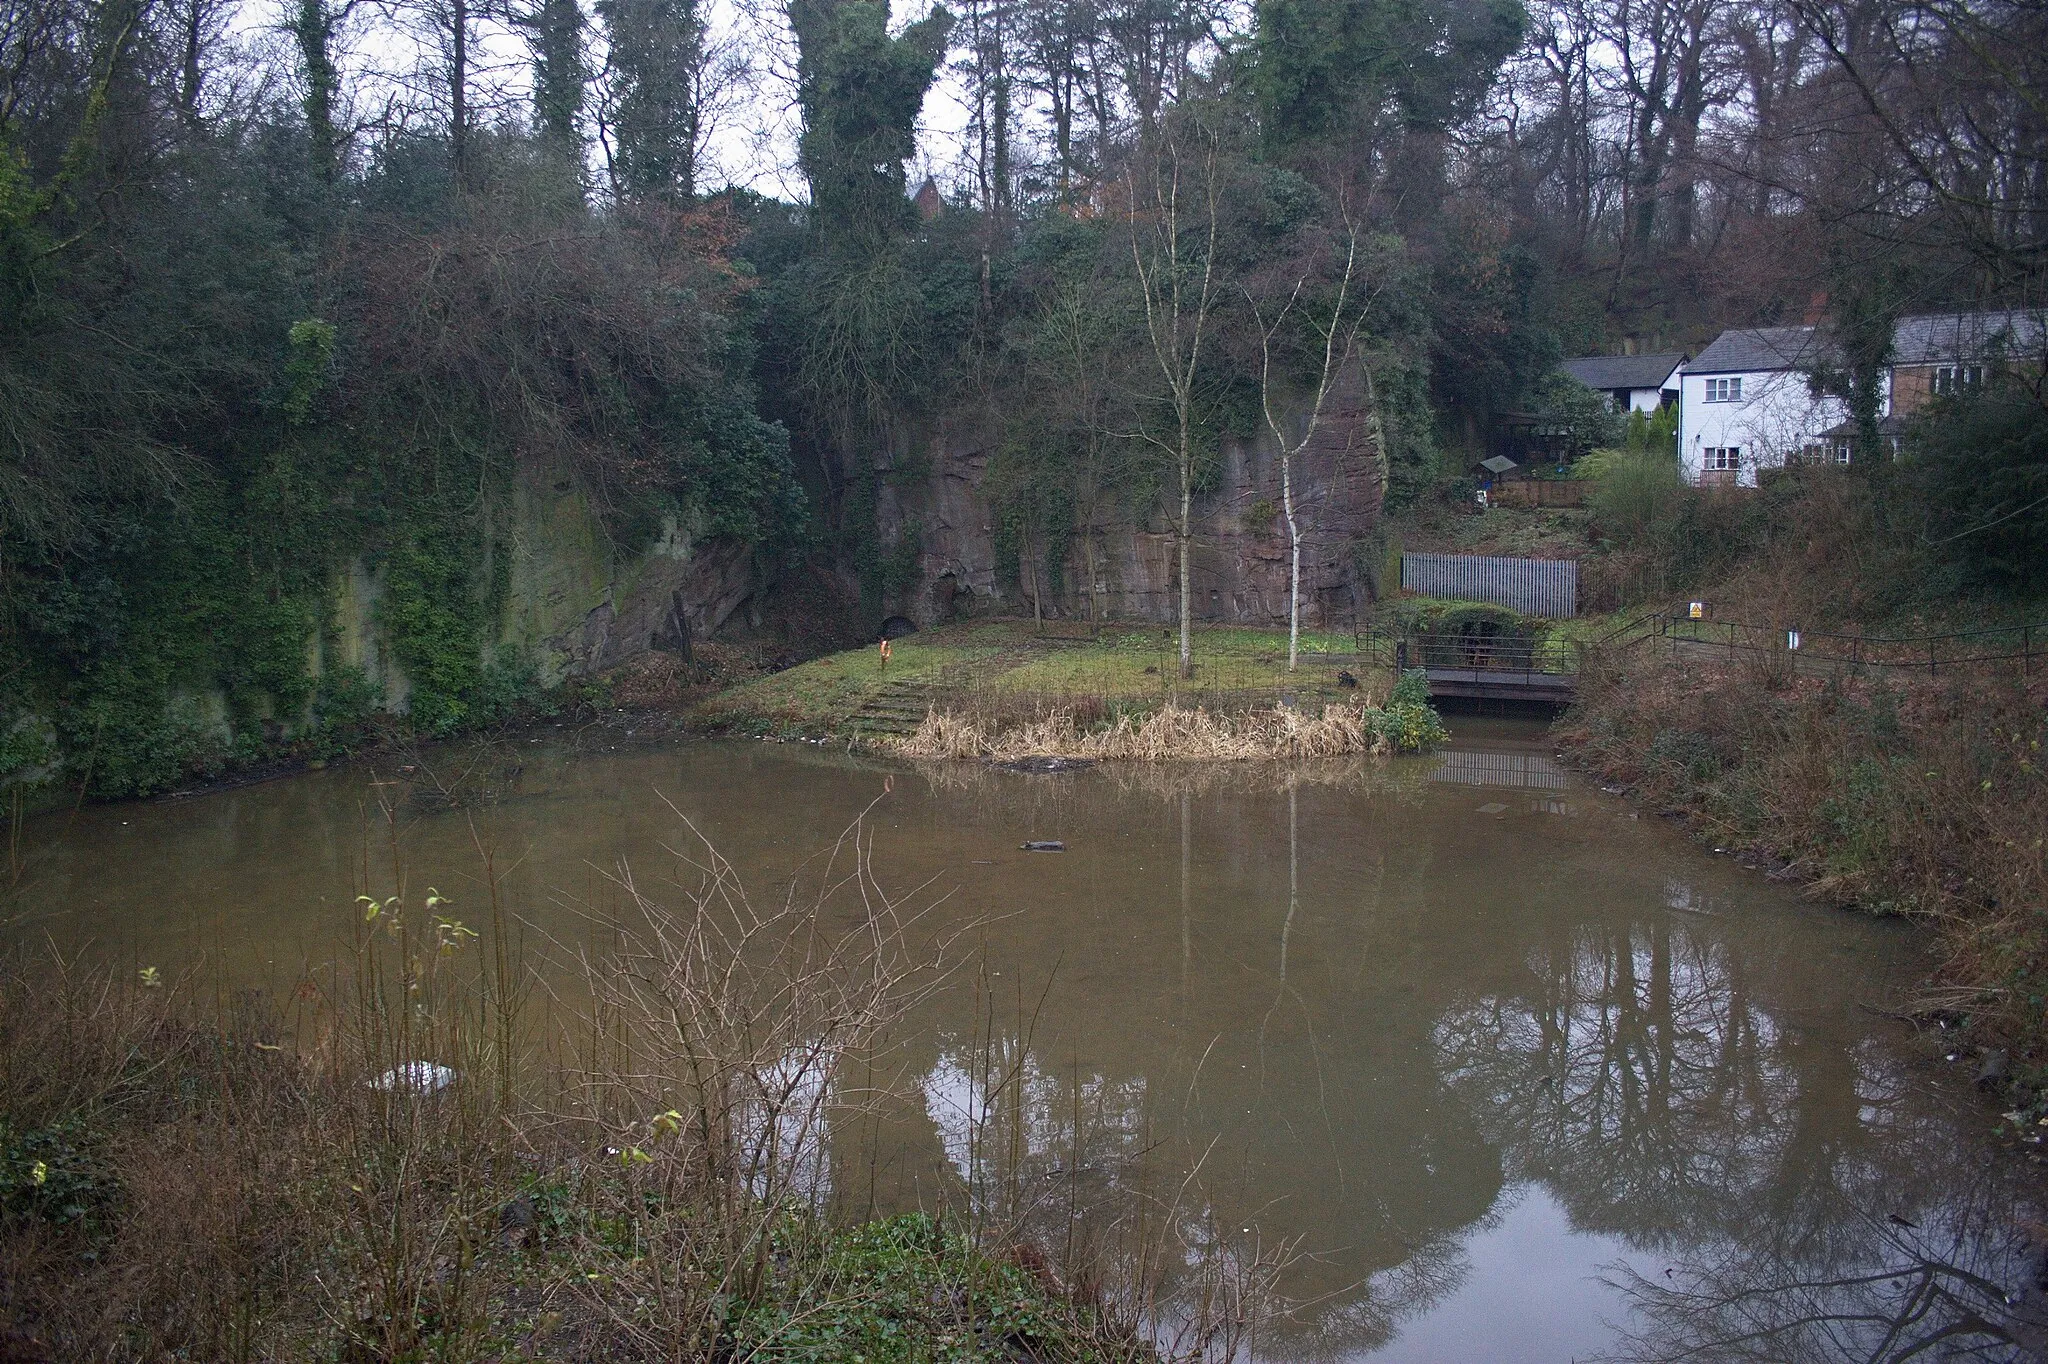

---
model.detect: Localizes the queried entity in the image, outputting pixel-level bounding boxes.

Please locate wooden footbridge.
[1361,631,1583,704]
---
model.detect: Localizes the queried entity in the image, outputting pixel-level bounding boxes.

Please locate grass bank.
[693,619,1408,751]
[1561,648,2048,1098]
[0,812,1271,1362]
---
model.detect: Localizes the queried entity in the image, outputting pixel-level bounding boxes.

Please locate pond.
[7,720,2043,1361]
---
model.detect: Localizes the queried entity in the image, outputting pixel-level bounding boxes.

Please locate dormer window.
[1705,377,1743,402]
[1933,364,1983,395]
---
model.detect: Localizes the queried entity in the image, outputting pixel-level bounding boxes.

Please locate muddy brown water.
[8,719,2044,1361]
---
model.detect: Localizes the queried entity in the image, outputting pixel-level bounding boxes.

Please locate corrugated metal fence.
[1402,553,1578,618]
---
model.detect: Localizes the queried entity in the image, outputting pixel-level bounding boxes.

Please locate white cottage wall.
[1678,368,1860,486]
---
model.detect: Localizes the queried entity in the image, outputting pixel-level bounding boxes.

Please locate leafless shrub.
[549,806,967,1354]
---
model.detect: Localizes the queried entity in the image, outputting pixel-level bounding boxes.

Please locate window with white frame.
[1705,377,1743,402]
[1832,440,1852,463]
[1704,447,1741,472]
[1933,364,1983,395]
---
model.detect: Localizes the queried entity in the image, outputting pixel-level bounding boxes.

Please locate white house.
[1558,352,1686,414]
[1676,327,1862,486]
[1676,310,2046,486]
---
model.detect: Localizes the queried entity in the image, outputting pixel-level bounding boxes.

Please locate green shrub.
[1584,445,1683,544]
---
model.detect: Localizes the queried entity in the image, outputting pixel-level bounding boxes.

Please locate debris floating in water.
[370,1062,458,1094]
[1021,840,1066,852]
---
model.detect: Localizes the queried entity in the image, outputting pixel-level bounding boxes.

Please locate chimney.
[1803,291,1828,326]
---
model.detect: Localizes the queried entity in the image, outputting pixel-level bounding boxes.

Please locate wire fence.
[1608,609,2045,677]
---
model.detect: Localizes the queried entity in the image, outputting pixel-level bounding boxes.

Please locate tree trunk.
[1283,450,1300,669]
[450,0,469,185]
[1178,421,1192,678]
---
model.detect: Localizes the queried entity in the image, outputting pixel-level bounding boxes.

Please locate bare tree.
[1125,117,1220,678]
[1248,216,1374,670]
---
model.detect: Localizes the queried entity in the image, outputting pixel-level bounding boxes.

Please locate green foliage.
[598,0,696,198]
[281,319,336,426]
[1252,0,1527,144]
[0,1118,113,1229]
[732,1213,1108,1362]
[1583,444,1682,543]
[1905,388,2048,593]
[1390,667,1430,706]
[378,534,498,736]
[1370,699,1450,751]
[527,0,590,152]
[789,0,953,255]
[1527,371,1622,461]
[1622,403,1678,454]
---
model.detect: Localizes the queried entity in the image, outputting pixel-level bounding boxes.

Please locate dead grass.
[891,699,1442,763]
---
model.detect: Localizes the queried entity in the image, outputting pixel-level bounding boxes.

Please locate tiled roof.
[1817,413,1909,438]
[1688,326,1832,375]
[1558,353,1686,392]
[1892,310,2047,364]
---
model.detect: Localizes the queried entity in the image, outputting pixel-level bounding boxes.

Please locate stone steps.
[849,682,934,736]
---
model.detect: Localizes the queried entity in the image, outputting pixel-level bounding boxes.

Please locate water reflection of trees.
[902,1029,1474,1362]
[1432,908,2045,1361]
[1604,1196,2048,1362]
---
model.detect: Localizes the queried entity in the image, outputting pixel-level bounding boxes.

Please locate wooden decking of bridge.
[1424,666,1577,702]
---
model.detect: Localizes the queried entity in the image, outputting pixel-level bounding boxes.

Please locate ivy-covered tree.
[788,0,953,254]
[1251,0,1525,147]
[598,0,702,201]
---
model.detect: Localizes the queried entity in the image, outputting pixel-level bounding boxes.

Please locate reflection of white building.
[1677,327,1860,486]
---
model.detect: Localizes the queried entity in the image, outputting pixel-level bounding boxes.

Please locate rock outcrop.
[881,364,1385,628]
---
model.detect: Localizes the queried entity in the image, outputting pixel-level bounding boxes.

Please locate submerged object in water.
[997,755,1096,774]
[370,1061,458,1093]
[1020,840,1067,852]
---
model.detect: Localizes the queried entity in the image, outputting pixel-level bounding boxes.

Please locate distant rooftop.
[1689,326,1833,375]
[1691,310,2048,376]
[1893,310,2047,365]
[1557,353,1686,392]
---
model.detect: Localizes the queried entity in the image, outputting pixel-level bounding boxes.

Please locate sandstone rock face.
[882,367,1385,629]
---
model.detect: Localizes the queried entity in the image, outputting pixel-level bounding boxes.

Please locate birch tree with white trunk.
[1126,121,1220,679]
[1249,217,1372,670]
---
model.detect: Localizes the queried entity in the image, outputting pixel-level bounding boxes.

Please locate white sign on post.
[1787,629,1802,651]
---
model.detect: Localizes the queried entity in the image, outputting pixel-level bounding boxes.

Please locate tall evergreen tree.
[523,0,588,157]
[599,0,701,202]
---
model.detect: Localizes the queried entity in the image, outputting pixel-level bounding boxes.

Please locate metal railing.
[1605,608,2043,676]
[1356,630,1582,679]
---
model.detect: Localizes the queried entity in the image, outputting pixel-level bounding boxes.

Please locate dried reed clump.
[892,701,1442,763]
